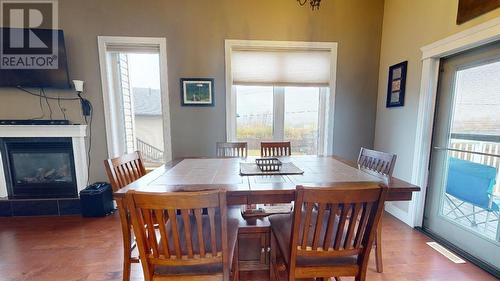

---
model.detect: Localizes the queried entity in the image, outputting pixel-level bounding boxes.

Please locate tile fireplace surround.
[0,125,88,216]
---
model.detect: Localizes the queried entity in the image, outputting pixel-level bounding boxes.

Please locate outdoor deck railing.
[136,138,164,164]
[450,133,500,194]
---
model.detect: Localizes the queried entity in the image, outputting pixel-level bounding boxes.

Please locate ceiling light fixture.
[298,0,321,10]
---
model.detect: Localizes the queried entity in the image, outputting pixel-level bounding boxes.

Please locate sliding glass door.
[424,41,500,272]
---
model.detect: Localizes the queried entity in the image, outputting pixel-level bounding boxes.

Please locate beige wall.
[374,0,500,212]
[0,0,384,183]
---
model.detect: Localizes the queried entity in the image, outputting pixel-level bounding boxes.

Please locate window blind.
[231,49,331,86]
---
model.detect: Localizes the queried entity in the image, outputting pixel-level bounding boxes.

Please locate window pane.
[236,86,273,156]
[443,60,500,240]
[284,87,320,155]
[127,53,164,167]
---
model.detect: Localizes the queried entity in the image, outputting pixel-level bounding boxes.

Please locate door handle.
[433,146,500,158]
[433,146,448,151]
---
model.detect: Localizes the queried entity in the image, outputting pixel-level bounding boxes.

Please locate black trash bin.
[79,182,114,217]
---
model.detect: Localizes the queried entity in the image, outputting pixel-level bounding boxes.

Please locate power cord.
[41,88,53,120]
[77,92,92,117]
[29,89,46,120]
[83,101,93,186]
[17,86,80,100]
[57,94,67,120]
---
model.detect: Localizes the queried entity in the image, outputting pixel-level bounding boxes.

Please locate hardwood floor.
[0,212,496,281]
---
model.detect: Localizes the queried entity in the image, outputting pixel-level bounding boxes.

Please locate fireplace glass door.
[11,152,73,185]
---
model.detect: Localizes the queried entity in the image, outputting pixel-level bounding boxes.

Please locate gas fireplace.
[1,138,78,199]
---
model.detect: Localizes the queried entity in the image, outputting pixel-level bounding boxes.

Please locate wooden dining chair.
[269,183,388,281]
[216,142,248,158]
[104,151,147,281]
[357,147,397,183]
[261,141,291,157]
[126,189,239,281]
[105,151,147,192]
[357,147,397,273]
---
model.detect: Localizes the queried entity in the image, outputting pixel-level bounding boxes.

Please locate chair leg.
[334,277,342,281]
[122,254,131,281]
[355,269,367,281]
[116,199,132,281]
[375,218,383,273]
[484,211,490,232]
[233,241,239,281]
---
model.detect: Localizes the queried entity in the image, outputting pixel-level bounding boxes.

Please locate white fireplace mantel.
[0,125,88,198]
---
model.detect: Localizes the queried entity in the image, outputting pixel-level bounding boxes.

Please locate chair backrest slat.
[143,209,159,258]
[194,208,206,258]
[288,182,388,269]
[333,203,350,250]
[167,208,182,258]
[301,203,314,249]
[323,204,338,250]
[260,141,291,157]
[312,203,326,250]
[357,147,397,182]
[154,209,170,258]
[207,207,218,256]
[354,202,373,249]
[181,209,194,258]
[104,151,147,192]
[344,202,363,249]
[216,142,248,158]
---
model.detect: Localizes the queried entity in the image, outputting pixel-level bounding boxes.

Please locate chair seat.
[155,212,239,276]
[269,212,357,267]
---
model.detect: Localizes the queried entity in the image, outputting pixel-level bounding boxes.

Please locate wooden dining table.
[113,155,420,275]
[114,155,420,203]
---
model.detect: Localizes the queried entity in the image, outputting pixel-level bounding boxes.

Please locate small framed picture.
[386,61,407,108]
[180,78,215,106]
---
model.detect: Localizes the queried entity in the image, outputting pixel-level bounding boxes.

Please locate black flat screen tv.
[0,28,71,89]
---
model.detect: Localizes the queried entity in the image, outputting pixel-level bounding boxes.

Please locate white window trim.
[273,87,285,141]
[400,17,500,228]
[97,36,172,162]
[224,40,338,156]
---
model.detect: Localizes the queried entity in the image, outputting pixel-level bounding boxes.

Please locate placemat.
[240,162,304,176]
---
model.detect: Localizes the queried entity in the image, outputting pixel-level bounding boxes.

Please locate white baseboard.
[385,202,413,226]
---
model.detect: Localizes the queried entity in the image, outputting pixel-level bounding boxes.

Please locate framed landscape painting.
[180,78,215,106]
[386,61,407,108]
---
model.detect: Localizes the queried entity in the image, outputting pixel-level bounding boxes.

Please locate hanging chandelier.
[298,0,321,10]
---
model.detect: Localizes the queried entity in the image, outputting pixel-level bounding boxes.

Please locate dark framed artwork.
[386,61,407,108]
[180,78,215,106]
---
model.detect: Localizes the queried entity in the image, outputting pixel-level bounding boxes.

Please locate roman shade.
[231,49,331,86]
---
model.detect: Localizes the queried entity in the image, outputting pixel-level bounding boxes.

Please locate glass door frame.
[423,43,500,275]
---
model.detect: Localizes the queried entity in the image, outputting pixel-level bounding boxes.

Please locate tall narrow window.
[226,41,336,155]
[98,37,172,165]
[107,51,165,167]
